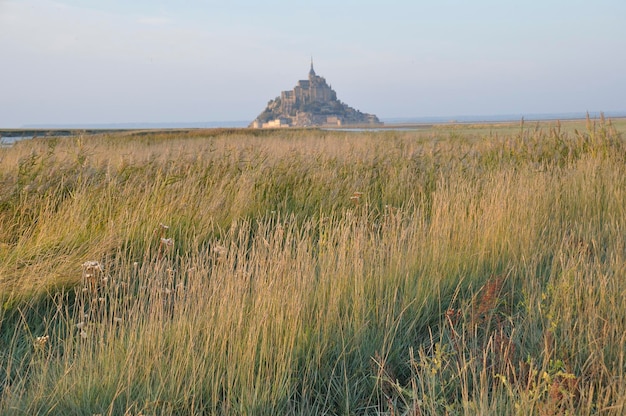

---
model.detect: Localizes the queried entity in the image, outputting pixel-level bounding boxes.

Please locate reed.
[1,117,625,414]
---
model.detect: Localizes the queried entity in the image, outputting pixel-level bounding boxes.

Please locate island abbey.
[250,61,382,128]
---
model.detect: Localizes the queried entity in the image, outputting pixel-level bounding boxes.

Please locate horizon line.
[12,110,626,130]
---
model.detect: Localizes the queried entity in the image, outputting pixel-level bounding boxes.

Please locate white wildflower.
[35,335,49,348]
[82,261,103,272]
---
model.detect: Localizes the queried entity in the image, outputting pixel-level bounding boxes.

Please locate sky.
[1,0,625,127]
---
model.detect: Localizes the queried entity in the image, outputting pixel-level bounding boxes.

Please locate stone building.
[250,60,381,128]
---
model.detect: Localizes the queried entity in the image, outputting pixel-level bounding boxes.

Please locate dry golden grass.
[1,117,625,414]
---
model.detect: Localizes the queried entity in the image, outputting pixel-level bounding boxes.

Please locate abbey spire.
[309,57,316,78]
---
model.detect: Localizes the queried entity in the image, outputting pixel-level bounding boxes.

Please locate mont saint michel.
[250,61,382,128]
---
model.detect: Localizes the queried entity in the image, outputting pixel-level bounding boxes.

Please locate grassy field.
[1,116,625,414]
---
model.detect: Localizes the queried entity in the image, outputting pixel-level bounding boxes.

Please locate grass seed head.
[213,245,227,257]
[350,191,363,203]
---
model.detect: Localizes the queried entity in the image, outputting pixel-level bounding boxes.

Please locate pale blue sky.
[1,0,625,127]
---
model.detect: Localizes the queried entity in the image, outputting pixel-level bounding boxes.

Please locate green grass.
[1,117,625,414]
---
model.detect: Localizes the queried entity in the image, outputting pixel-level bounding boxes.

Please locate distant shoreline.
[2,113,626,140]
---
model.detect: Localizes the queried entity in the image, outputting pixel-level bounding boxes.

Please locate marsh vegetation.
[1,118,625,414]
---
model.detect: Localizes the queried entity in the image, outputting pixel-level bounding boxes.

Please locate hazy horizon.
[5,111,622,131]
[1,0,625,128]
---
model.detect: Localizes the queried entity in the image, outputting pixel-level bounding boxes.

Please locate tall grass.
[1,118,625,414]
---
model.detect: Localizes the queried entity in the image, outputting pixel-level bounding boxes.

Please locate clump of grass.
[1,117,625,414]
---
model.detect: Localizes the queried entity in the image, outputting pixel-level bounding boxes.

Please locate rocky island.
[250,61,382,128]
